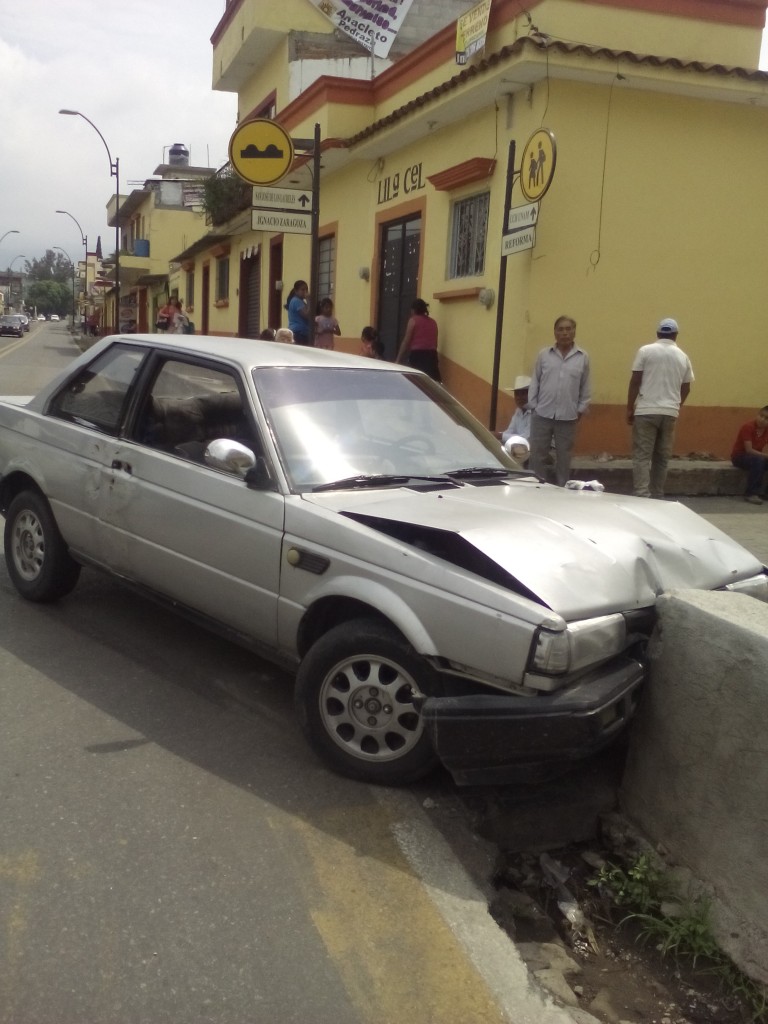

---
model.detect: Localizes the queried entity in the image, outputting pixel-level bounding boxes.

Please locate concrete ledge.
[570,458,744,496]
[621,591,768,983]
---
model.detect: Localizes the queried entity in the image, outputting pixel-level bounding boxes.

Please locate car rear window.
[48,344,147,434]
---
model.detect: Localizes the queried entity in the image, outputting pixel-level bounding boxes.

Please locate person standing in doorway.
[627,317,694,499]
[528,315,591,486]
[284,280,310,346]
[395,298,441,382]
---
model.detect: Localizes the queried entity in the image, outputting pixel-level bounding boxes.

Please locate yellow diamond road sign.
[229,119,295,186]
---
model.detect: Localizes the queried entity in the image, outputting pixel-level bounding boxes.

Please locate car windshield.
[253,366,521,492]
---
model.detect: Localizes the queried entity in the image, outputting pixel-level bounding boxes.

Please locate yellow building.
[182,0,768,457]
[102,148,214,333]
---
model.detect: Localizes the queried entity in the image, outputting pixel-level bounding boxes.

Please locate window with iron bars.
[449,192,490,278]
[318,235,336,302]
[185,270,194,309]
[216,256,229,301]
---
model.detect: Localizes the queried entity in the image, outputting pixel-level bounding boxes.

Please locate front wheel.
[4,490,81,602]
[294,619,440,785]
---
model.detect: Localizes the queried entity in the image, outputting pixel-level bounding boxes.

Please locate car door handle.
[111,459,133,475]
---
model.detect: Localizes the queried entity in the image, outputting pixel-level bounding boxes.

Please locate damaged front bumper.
[420,655,645,785]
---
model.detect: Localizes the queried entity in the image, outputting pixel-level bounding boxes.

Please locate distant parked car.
[37,314,45,321]
[0,315,24,338]
[50,314,60,322]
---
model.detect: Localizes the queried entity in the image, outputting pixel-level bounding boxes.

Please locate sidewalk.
[570,456,743,497]
[678,495,768,566]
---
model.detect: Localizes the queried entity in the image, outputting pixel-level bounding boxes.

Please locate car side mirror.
[245,456,276,491]
[205,438,256,477]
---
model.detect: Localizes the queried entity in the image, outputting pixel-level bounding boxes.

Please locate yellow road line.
[270,802,511,1024]
[0,334,35,360]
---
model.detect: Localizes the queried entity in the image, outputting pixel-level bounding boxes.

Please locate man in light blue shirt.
[528,315,591,486]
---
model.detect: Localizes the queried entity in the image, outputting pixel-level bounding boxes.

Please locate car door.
[96,355,285,648]
[42,343,150,566]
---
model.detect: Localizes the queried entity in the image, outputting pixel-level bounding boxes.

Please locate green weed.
[589,853,768,1022]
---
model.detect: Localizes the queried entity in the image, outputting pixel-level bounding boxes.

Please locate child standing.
[314,297,340,350]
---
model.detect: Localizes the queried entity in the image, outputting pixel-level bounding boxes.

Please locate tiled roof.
[347,34,768,145]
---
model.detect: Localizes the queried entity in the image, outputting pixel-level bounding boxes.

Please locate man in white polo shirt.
[626,317,694,498]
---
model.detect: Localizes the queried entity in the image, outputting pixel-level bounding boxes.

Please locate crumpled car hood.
[305,480,764,619]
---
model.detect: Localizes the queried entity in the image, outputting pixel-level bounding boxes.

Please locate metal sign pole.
[310,123,321,344]
[489,139,516,431]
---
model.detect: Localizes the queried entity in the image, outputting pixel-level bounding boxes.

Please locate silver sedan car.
[0,335,765,785]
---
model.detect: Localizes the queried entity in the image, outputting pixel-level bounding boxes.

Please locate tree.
[25,250,73,285]
[26,280,71,317]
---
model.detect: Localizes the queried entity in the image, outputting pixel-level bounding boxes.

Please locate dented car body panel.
[0,334,765,785]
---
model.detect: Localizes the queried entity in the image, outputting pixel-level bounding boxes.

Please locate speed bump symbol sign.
[229,119,295,186]
[520,128,556,203]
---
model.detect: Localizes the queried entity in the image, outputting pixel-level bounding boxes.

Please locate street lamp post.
[58,110,120,330]
[56,210,88,330]
[53,246,76,330]
[7,255,26,311]
[0,229,20,249]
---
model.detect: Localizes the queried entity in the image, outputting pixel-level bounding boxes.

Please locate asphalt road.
[0,325,571,1024]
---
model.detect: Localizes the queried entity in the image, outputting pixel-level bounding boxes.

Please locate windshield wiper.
[446,466,513,479]
[312,473,454,493]
[312,473,410,492]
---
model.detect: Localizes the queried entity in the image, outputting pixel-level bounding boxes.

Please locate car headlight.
[724,573,768,601]
[532,613,627,676]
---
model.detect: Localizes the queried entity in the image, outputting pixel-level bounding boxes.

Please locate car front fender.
[289,574,441,660]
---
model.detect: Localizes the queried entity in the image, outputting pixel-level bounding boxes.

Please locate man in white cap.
[627,317,694,498]
[500,375,532,444]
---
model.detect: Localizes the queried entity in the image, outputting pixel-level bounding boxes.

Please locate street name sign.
[501,227,536,256]
[507,202,539,232]
[252,209,312,235]
[252,186,313,212]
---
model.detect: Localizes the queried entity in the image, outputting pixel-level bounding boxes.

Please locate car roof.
[26,332,417,412]
[86,332,407,374]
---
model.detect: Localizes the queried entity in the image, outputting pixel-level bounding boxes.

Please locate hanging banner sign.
[456,0,492,65]
[308,0,416,58]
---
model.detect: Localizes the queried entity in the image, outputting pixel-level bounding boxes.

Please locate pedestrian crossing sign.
[520,128,556,202]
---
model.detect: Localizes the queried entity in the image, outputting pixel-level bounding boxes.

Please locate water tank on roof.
[168,143,190,167]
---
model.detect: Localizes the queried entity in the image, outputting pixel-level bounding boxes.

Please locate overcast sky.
[0,0,236,271]
[2,3,767,273]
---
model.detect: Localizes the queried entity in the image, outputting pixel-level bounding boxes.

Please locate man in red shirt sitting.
[731,405,768,505]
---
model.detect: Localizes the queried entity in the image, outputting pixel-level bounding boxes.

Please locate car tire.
[4,490,81,603]
[295,619,440,785]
